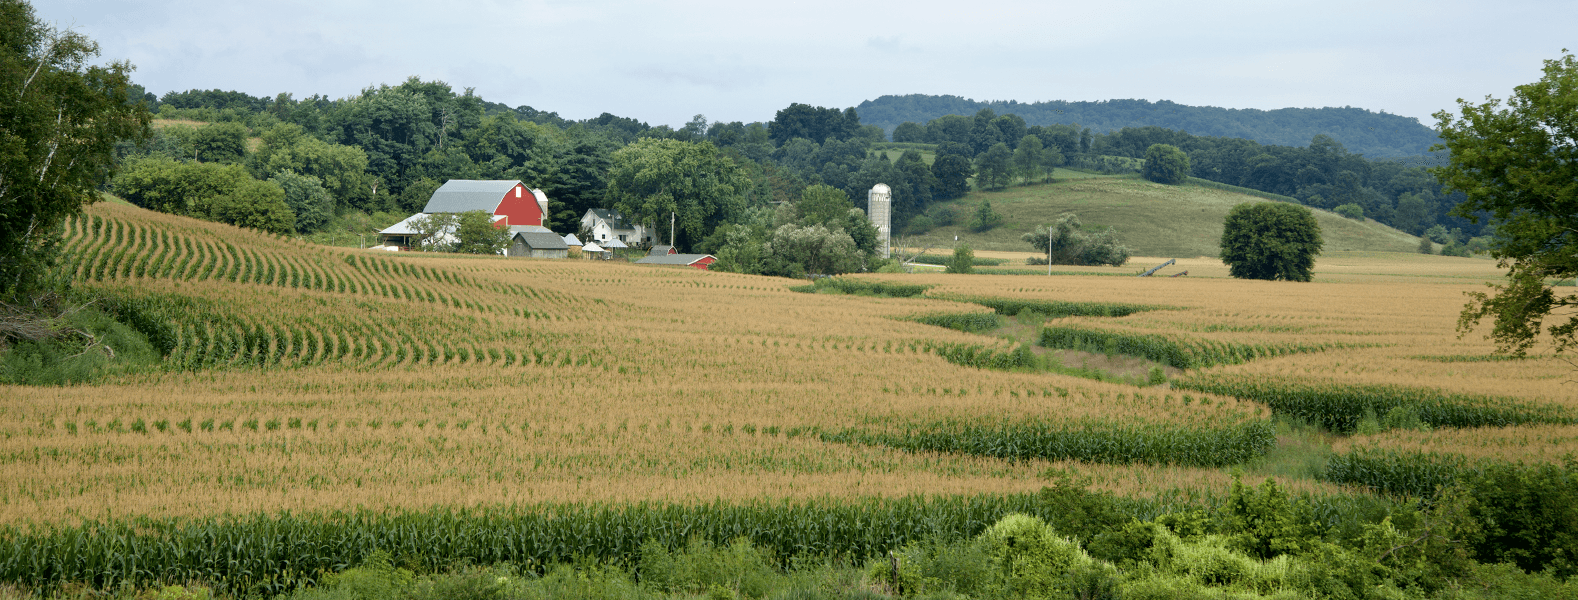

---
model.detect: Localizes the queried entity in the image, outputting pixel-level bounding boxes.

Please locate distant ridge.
[856,94,1440,158]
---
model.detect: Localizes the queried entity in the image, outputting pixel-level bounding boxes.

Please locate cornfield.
[0,201,1569,592]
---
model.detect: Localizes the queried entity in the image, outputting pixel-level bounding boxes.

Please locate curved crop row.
[1039,325,1333,370]
[820,417,1275,467]
[1171,375,1575,433]
[940,295,1164,318]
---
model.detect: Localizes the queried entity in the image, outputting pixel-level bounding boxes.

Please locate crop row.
[0,493,1137,595]
[1038,325,1331,370]
[1171,374,1576,433]
[787,278,932,297]
[921,340,1037,370]
[1320,448,1473,499]
[941,295,1162,318]
[907,312,1004,333]
[60,213,572,318]
[907,254,1008,266]
[97,287,583,372]
[820,417,1274,467]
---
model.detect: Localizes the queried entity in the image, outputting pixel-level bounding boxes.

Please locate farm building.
[581,209,653,246]
[635,253,716,270]
[509,226,569,259]
[378,180,547,249]
[648,245,677,257]
[562,234,583,258]
[377,213,505,250]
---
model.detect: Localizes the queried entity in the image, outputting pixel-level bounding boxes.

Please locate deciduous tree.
[1436,51,1578,357]
[606,138,748,251]
[1219,202,1323,281]
[0,0,150,299]
[975,143,1013,190]
[1142,143,1190,185]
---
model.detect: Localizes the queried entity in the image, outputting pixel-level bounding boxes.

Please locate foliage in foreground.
[1322,451,1578,580]
[16,477,1575,599]
[0,0,150,301]
[1434,51,1578,359]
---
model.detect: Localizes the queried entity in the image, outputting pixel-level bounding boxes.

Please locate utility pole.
[670,211,675,247]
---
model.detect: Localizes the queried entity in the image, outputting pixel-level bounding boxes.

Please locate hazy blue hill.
[857,94,1440,158]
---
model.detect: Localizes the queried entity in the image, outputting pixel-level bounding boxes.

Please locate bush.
[1419,236,1435,254]
[0,303,160,385]
[945,245,973,274]
[1334,203,1365,220]
[1022,213,1131,267]
[1441,240,1474,257]
[977,514,1092,598]
[968,201,1003,232]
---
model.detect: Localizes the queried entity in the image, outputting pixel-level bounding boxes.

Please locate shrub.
[1334,203,1365,220]
[968,200,1004,232]
[977,514,1091,598]
[1022,213,1131,267]
[945,245,973,274]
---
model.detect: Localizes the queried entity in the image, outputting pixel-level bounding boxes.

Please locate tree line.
[859,94,1441,158]
[108,78,1487,273]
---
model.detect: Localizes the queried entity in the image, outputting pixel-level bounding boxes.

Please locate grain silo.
[868,183,891,258]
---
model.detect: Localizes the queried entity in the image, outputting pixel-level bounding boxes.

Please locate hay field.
[0,202,1568,526]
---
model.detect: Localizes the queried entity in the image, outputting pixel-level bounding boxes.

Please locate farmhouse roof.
[589,208,636,230]
[636,253,714,266]
[379,213,430,235]
[422,180,524,213]
[513,231,569,250]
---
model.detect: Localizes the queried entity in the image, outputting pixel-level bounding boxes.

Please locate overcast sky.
[34,0,1572,130]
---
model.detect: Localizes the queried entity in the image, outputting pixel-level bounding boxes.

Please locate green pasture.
[920,172,1424,257]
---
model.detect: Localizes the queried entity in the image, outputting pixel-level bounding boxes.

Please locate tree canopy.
[1142,143,1190,185]
[1219,203,1323,282]
[1022,213,1131,267]
[0,0,150,300]
[767,104,860,146]
[606,138,749,251]
[1436,51,1578,357]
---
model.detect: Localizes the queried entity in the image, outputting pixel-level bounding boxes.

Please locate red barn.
[421,180,544,227]
[378,180,549,249]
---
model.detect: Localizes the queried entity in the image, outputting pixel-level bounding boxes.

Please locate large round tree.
[1219,202,1323,282]
[1142,144,1190,185]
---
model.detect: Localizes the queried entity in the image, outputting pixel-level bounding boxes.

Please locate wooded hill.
[857,94,1441,159]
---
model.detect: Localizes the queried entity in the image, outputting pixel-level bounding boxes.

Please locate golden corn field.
[0,201,1574,591]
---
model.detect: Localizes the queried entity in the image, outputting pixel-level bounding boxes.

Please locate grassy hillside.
[921,171,1422,258]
